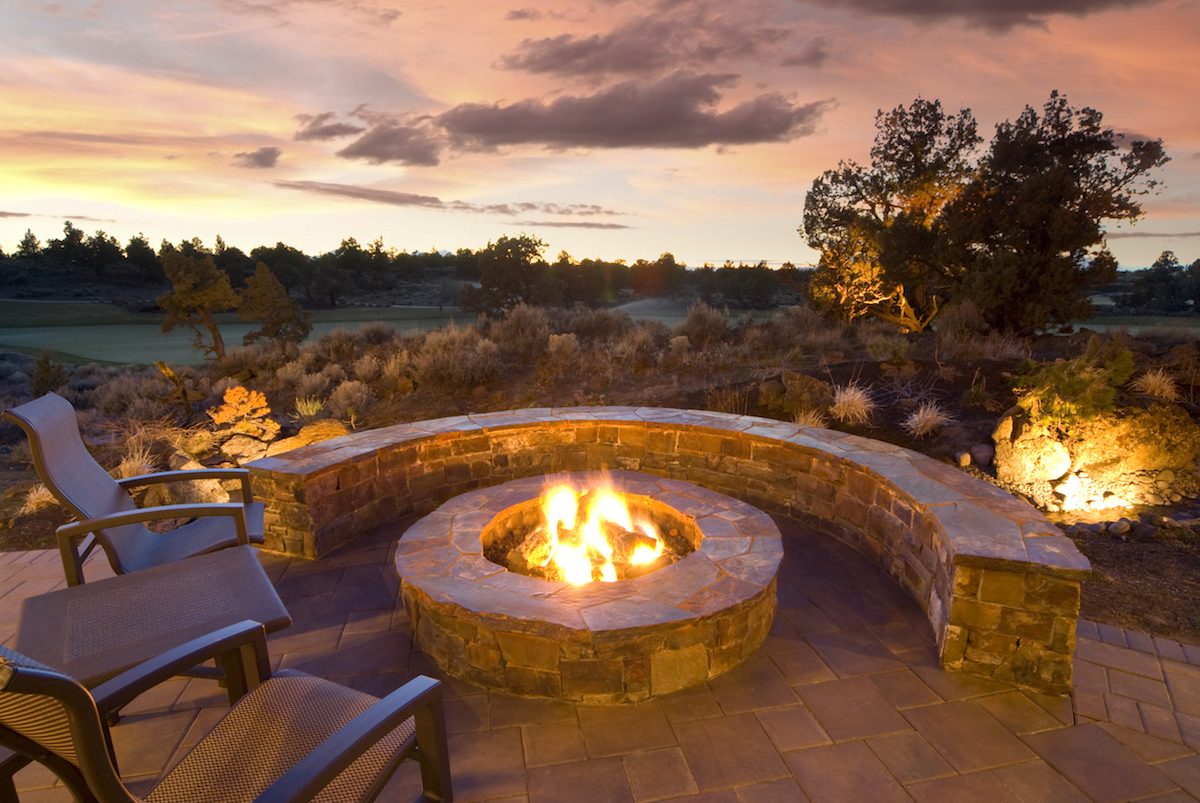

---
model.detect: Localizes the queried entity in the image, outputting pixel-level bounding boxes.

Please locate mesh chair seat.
[147,671,415,803]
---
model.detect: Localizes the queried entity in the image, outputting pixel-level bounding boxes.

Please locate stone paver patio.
[3,516,1200,802]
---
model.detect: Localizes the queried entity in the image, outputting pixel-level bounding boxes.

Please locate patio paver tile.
[1164,662,1200,719]
[489,692,577,727]
[448,727,528,803]
[905,770,1023,803]
[1105,692,1147,732]
[444,692,490,733]
[707,655,798,714]
[522,720,588,768]
[865,731,956,784]
[1023,723,1178,803]
[869,670,943,710]
[673,711,791,791]
[804,629,906,678]
[784,741,912,803]
[527,757,631,803]
[754,704,832,751]
[1076,638,1164,680]
[660,684,726,723]
[1155,754,1200,798]
[796,676,912,742]
[902,700,1036,772]
[1108,667,1173,708]
[733,778,810,803]
[989,760,1091,803]
[770,649,837,686]
[622,747,699,802]
[976,690,1072,735]
[578,701,677,758]
[1095,721,1196,763]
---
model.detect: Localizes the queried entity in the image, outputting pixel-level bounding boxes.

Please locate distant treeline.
[0,221,804,310]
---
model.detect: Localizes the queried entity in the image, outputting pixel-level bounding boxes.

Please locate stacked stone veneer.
[397,472,781,703]
[247,407,1091,695]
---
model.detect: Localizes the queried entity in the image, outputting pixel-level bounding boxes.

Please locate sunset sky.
[2,0,1198,271]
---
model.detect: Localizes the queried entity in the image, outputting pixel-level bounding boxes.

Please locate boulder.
[992,410,1071,484]
[781,373,833,415]
[266,419,351,457]
[1065,404,1200,486]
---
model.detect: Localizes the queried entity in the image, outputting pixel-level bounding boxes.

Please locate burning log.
[507,526,555,575]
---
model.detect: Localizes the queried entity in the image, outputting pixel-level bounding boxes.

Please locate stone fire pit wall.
[247,408,1091,695]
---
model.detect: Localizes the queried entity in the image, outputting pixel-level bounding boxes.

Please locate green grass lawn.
[0,300,474,364]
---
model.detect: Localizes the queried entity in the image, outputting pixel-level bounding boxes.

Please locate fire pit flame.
[516,482,665,584]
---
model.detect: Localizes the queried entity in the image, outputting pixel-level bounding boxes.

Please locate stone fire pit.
[397,471,781,702]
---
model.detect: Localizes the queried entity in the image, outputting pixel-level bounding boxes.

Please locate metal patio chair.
[0,622,452,803]
[2,546,293,798]
[1,392,266,585]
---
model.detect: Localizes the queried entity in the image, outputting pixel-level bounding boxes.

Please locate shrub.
[326,380,375,422]
[793,408,830,428]
[903,403,955,438]
[412,324,502,390]
[1130,368,1180,403]
[313,328,359,365]
[292,396,327,425]
[16,483,57,516]
[546,333,579,374]
[782,373,833,415]
[830,382,876,426]
[935,299,987,361]
[704,386,750,415]
[352,355,382,382]
[207,386,280,441]
[277,360,306,385]
[357,321,399,347]
[492,303,550,363]
[296,372,331,399]
[861,330,911,362]
[556,304,634,343]
[30,354,69,397]
[675,302,729,348]
[613,322,666,372]
[321,363,348,384]
[1014,335,1135,431]
[113,441,156,480]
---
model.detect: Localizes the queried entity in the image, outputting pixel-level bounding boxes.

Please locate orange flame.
[540,482,662,583]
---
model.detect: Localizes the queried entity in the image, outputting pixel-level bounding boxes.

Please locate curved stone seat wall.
[247,407,1090,695]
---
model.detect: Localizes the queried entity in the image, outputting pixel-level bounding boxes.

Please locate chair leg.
[0,750,29,803]
[413,697,452,803]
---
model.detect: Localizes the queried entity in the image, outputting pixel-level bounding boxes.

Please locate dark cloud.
[0,212,31,218]
[335,119,442,166]
[25,131,146,145]
[781,36,831,68]
[795,0,1161,31]
[438,71,830,149]
[294,112,366,141]
[1106,231,1200,239]
[500,8,790,77]
[512,220,632,229]
[273,180,626,222]
[506,8,541,20]
[273,180,444,208]
[232,146,282,168]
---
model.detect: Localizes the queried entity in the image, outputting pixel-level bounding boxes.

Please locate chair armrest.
[90,621,270,712]
[57,503,250,545]
[118,468,254,502]
[255,675,451,803]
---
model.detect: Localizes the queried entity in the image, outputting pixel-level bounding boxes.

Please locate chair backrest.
[1,393,137,525]
[0,646,138,803]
